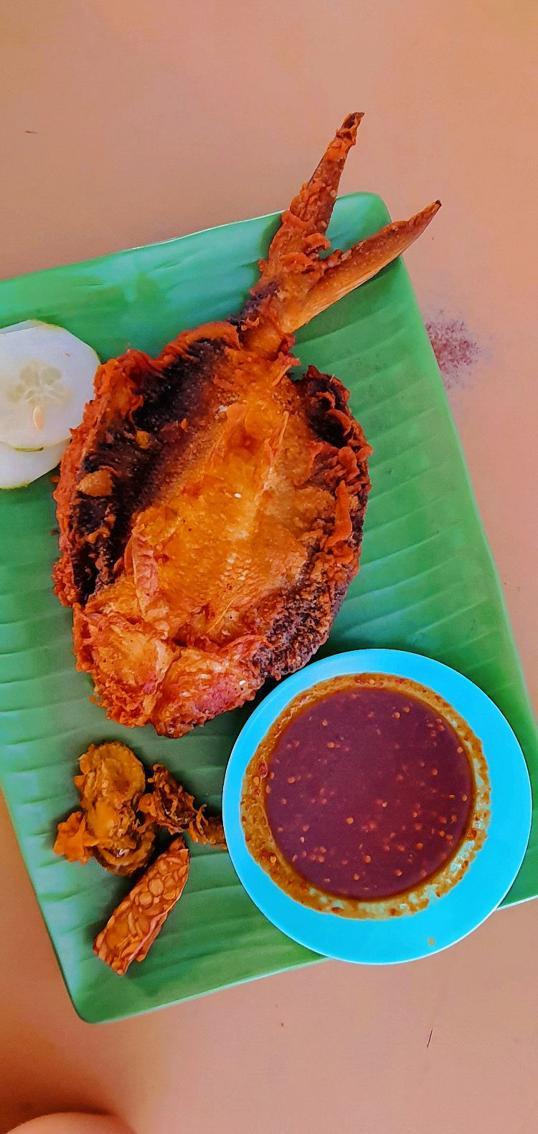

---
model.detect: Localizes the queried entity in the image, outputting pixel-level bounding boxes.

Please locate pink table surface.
[1,2,537,1132]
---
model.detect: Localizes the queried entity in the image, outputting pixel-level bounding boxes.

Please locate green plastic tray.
[0,194,535,1022]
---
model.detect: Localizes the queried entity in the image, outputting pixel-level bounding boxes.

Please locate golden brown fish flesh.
[54,114,439,736]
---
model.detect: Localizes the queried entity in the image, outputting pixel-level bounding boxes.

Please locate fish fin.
[285,201,441,331]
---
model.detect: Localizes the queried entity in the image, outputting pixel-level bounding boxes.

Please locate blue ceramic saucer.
[223,649,532,964]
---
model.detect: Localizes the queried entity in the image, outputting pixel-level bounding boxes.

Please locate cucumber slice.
[0,437,66,489]
[0,320,99,449]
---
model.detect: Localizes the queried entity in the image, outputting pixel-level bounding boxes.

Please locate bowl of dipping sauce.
[223,649,531,963]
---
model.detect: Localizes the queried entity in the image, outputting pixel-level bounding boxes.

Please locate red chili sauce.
[263,685,474,899]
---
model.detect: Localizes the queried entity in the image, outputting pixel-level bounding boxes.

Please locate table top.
[1,2,536,1133]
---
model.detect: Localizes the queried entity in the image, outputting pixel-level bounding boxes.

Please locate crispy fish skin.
[54,114,439,737]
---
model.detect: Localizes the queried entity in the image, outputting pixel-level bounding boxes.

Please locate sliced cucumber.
[0,437,66,489]
[0,319,99,450]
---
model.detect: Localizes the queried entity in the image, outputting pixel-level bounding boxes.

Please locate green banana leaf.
[0,193,535,1022]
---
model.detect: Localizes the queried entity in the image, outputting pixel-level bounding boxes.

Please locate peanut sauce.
[241,674,489,916]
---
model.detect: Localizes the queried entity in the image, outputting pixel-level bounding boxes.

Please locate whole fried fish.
[54,114,439,736]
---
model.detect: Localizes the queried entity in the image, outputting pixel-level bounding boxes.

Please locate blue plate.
[223,649,532,964]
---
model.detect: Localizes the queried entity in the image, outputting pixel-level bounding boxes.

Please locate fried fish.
[54,114,439,736]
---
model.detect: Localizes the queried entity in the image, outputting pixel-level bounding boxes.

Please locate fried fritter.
[138,764,196,834]
[188,809,226,850]
[54,741,155,875]
[139,763,227,849]
[94,838,190,974]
